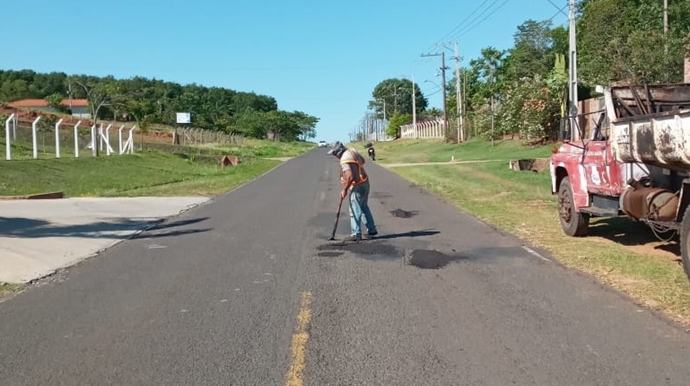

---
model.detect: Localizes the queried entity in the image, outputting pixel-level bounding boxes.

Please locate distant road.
[1,148,689,386]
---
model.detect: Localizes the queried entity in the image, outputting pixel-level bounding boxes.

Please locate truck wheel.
[558,176,590,237]
[679,206,690,282]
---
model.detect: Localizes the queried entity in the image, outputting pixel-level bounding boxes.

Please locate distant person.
[366,144,376,161]
[328,141,378,241]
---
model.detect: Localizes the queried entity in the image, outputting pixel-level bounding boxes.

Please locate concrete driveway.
[0,197,210,283]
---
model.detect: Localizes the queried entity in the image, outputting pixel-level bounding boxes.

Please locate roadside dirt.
[587,217,682,263]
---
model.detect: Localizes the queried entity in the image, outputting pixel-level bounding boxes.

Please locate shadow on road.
[0,216,211,240]
[374,229,440,240]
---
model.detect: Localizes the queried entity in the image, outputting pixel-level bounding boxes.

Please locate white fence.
[365,130,395,142]
[4,113,136,160]
[400,119,447,139]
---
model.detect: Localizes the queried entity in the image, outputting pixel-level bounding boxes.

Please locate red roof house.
[7,98,91,118]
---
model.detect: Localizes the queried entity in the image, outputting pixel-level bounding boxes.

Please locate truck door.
[582,113,618,196]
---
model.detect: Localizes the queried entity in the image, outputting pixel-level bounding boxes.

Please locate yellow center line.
[285,291,313,386]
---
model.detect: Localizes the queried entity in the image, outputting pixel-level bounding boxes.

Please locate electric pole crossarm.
[421,52,451,138]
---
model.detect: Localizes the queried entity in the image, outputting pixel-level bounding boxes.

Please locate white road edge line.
[521,246,550,262]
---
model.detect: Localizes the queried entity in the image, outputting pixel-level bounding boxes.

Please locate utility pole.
[463,70,468,139]
[664,0,668,36]
[490,68,495,148]
[664,0,668,76]
[421,51,450,138]
[441,52,448,138]
[412,74,417,138]
[453,42,463,143]
[568,0,579,141]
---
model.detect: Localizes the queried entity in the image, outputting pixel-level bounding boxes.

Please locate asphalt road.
[1,147,690,386]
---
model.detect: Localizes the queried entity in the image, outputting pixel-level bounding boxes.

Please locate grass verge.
[352,137,553,164]
[373,138,690,326]
[0,139,311,197]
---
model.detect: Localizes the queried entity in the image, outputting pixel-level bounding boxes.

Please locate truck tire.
[558,176,590,237]
[680,206,690,282]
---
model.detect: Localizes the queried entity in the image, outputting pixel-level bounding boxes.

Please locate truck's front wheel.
[679,206,690,282]
[558,176,590,237]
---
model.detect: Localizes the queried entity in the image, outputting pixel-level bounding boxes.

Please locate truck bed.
[608,83,690,172]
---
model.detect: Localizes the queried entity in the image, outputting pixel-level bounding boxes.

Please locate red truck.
[550,83,690,281]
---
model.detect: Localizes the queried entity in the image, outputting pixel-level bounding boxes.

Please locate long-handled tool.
[329,195,345,240]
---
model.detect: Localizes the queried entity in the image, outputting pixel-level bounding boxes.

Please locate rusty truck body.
[550,82,690,281]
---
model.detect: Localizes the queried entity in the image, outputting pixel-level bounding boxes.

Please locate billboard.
[176,112,191,124]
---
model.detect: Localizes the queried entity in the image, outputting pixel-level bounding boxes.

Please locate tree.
[369,78,427,119]
[386,112,412,138]
[577,0,690,85]
[70,75,117,124]
[44,92,69,113]
[503,19,555,82]
[0,68,317,140]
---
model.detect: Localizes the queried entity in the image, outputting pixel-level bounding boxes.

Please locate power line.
[428,0,493,49]
[434,0,502,43]
[414,0,495,65]
[420,51,450,136]
[545,0,568,17]
[547,5,568,22]
[452,0,511,39]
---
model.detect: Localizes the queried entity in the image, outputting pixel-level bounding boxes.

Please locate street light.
[424,79,440,89]
[423,80,443,121]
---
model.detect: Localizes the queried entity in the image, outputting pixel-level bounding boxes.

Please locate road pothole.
[390,209,418,218]
[408,249,464,269]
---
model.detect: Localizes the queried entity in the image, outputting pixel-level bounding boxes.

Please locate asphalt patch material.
[317,251,344,257]
[390,209,418,218]
[317,240,401,261]
[408,249,464,269]
[318,241,398,255]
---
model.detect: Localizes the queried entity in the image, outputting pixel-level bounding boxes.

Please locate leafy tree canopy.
[0,69,318,141]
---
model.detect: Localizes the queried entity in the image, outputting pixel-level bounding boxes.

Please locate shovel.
[329,194,345,240]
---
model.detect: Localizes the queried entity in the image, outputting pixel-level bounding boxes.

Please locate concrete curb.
[0,192,64,200]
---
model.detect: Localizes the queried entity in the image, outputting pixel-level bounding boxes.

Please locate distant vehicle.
[364,142,375,161]
[318,140,327,148]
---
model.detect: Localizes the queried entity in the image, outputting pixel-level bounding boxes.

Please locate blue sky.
[2,0,567,143]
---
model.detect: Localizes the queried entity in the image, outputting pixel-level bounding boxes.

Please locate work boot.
[344,235,361,242]
[363,231,378,239]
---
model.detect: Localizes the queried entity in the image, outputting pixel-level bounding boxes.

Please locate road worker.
[328,141,378,241]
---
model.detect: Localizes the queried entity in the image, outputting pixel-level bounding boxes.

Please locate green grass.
[374,138,690,326]
[0,139,312,197]
[0,282,24,297]
[350,137,554,164]
[222,138,314,158]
